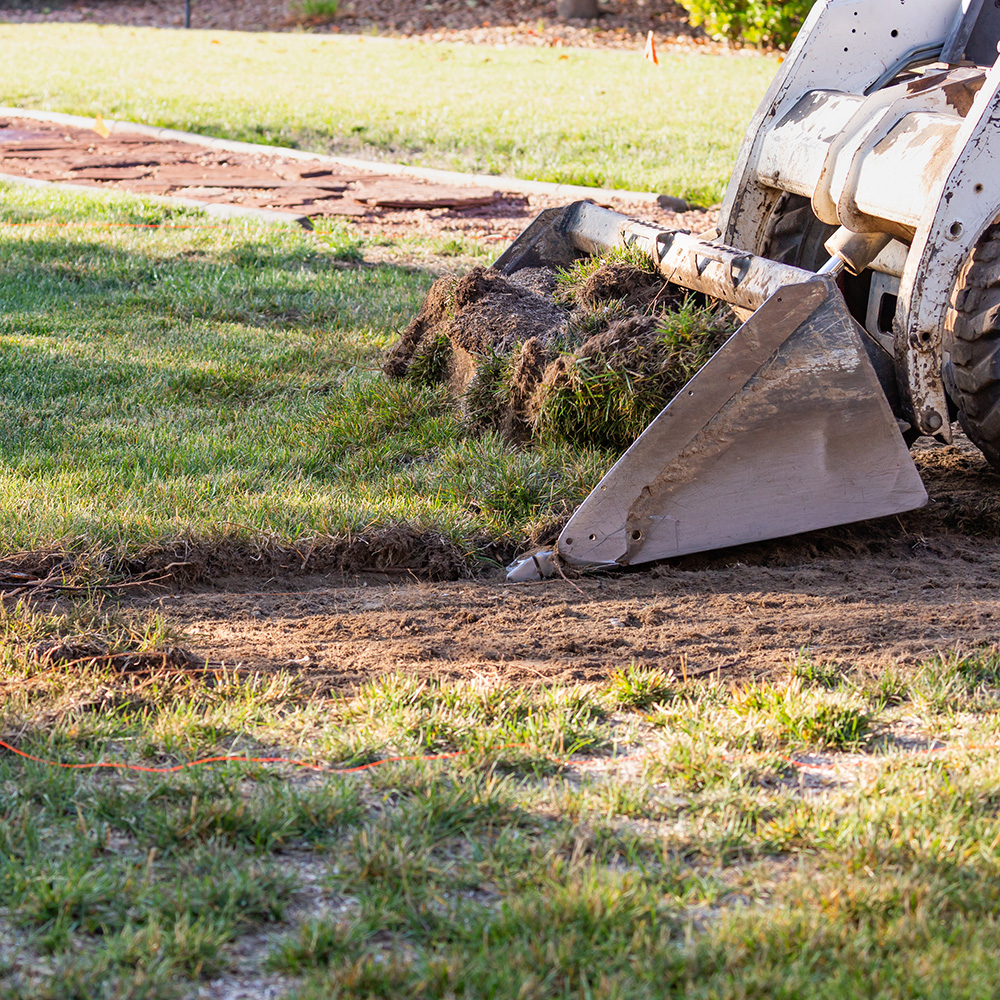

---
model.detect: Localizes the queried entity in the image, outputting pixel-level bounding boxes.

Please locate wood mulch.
[0,115,714,241]
[2,0,718,53]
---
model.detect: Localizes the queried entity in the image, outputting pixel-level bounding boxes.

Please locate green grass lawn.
[0,183,610,566]
[4,598,1000,998]
[6,26,999,999]
[0,23,776,202]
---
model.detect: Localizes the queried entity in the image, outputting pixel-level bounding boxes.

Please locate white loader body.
[723,0,1000,441]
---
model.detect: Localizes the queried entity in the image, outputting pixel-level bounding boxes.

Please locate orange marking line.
[0,737,533,775]
[643,30,659,65]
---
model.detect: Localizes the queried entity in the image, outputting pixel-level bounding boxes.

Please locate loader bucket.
[554,276,927,569]
[492,201,928,579]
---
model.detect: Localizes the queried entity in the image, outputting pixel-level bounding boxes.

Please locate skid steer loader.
[504,0,1000,581]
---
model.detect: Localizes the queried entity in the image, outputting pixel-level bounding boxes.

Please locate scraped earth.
[110,437,1000,688]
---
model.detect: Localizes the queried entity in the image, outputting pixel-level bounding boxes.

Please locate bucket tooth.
[557,277,928,568]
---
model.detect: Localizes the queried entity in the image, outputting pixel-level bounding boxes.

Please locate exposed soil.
[84,435,995,689]
[5,122,1000,690]
[385,265,568,379]
[0,527,476,596]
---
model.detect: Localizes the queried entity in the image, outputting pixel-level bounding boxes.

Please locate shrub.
[296,0,340,24]
[678,0,818,49]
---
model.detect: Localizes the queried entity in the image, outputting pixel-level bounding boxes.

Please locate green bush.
[679,0,818,49]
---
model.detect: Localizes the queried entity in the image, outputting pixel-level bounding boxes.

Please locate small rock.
[657,194,690,212]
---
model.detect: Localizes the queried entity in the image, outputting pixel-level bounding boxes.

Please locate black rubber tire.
[946,221,1000,470]
[757,193,919,442]
[758,193,876,336]
[759,193,838,271]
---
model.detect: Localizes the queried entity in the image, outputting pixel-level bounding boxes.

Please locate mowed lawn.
[6,22,1000,1000]
[0,23,776,202]
[0,184,616,562]
[5,615,1000,998]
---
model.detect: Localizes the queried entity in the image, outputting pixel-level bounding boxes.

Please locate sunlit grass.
[0,22,776,202]
[5,630,1000,997]
[0,183,612,564]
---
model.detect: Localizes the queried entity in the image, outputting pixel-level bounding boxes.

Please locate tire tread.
[947,222,1000,469]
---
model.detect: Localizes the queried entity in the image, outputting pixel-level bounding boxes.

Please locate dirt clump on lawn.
[573,258,679,312]
[384,253,732,449]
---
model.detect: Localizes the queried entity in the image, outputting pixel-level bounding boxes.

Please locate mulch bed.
[0,117,503,220]
[3,0,712,52]
[0,115,716,241]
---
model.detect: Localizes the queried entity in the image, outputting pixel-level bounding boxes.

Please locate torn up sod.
[383,248,734,451]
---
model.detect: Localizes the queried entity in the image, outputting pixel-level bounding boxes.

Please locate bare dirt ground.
[121,437,1000,688]
[4,6,1000,688]
[4,121,998,690]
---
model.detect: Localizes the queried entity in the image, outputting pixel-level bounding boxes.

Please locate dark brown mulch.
[0,114,718,250]
[0,116,511,223]
[3,0,710,52]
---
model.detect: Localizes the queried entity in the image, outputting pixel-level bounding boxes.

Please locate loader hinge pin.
[818,255,847,277]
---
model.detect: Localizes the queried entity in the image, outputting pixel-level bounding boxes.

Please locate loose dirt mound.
[573,258,681,311]
[385,253,732,448]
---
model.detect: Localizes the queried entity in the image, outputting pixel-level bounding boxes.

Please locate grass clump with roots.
[389,245,734,454]
[532,294,731,450]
